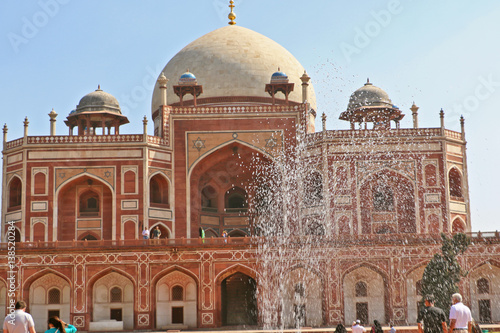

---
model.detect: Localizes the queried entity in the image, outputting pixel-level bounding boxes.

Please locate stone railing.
[307,128,464,143]
[3,232,497,251]
[26,134,144,144]
[3,134,173,150]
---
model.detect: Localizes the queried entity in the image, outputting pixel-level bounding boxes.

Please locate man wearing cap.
[449,293,472,333]
[352,320,365,333]
[417,295,447,333]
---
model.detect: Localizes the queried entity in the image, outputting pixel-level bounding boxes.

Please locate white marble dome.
[151,25,316,111]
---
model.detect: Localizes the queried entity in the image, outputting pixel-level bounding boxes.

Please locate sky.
[1,0,499,232]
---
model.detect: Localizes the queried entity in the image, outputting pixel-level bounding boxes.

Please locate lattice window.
[477,278,490,294]
[373,185,394,211]
[110,287,122,303]
[294,283,305,297]
[304,171,323,205]
[355,281,368,297]
[416,280,422,296]
[172,286,184,301]
[48,288,61,304]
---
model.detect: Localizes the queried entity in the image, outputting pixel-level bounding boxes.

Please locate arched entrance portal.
[190,142,274,237]
[221,272,257,326]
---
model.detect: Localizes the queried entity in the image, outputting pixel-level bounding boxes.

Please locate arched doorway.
[29,273,71,326]
[221,272,257,326]
[282,267,324,328]
[343,266,388,325]
[156,270,197,329]
[92,272,134,330]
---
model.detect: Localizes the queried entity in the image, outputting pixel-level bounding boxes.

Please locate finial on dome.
[97,84,101,91]
[365,78,372,85]
[228,0,236,25]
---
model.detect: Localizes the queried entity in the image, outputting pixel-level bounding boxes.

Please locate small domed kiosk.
[65,86,129,135]
[339,79,403,130]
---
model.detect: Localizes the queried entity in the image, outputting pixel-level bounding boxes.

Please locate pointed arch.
[189,140,275,238]
[282,264,326,327]
[53,172,116,241]
[89,268,135,330]
[342,262,391,324]
[149,171,171,208]
[448,167,463,199]
[153,267,199,328]
[468,260,500,322]
[7,175,23,211]
[189,139,275,174]
[148,222,171,239]
[359,168,417,234]
[23,268,73,298]
[452,216,466,233]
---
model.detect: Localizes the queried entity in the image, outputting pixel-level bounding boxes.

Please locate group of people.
[417,293,473,333]
[347,319,393,333]
[3,301,77,333]
[337,293,472,333]
[142,226,161,240]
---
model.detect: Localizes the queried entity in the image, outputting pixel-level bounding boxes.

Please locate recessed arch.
[342,262,391,324]
[452,217,466,233]
[468,260,500,322]
[90,270,134,329]
[282,265,325,327]
[189,139,275,174]
[7,175,22,210]
[359,168,417,234]
[152,267,199,329]
[148,222,171,239]
[149,172,170,208]
[189,141,275,238]
[54,172,116,241]
[27,272,72,327]
[448,167,463,199]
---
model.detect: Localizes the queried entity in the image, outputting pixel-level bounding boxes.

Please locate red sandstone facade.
[1,18,499,332]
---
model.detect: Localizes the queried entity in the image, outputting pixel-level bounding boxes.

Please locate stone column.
[49,108,58,136]
[410,102,419,129]
[300,71,310,103]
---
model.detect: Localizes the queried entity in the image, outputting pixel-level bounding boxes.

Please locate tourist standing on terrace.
[142,227,150,239]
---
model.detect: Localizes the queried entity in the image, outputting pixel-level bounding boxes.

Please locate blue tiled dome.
[180,72,196,80]
[179,71,197,85]
[270,68,288,83]
[271,71,287,78]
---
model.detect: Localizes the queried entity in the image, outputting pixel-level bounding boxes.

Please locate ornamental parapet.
[307,127,463,143]
[2,232,497,252]
[3,134,174,151]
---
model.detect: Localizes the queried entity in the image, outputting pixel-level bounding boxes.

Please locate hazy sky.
[1,1,499,232]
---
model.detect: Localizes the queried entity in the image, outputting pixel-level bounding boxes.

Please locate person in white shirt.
[3,301,36,333]
[449,293,472,333]
[352,320,366,333]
